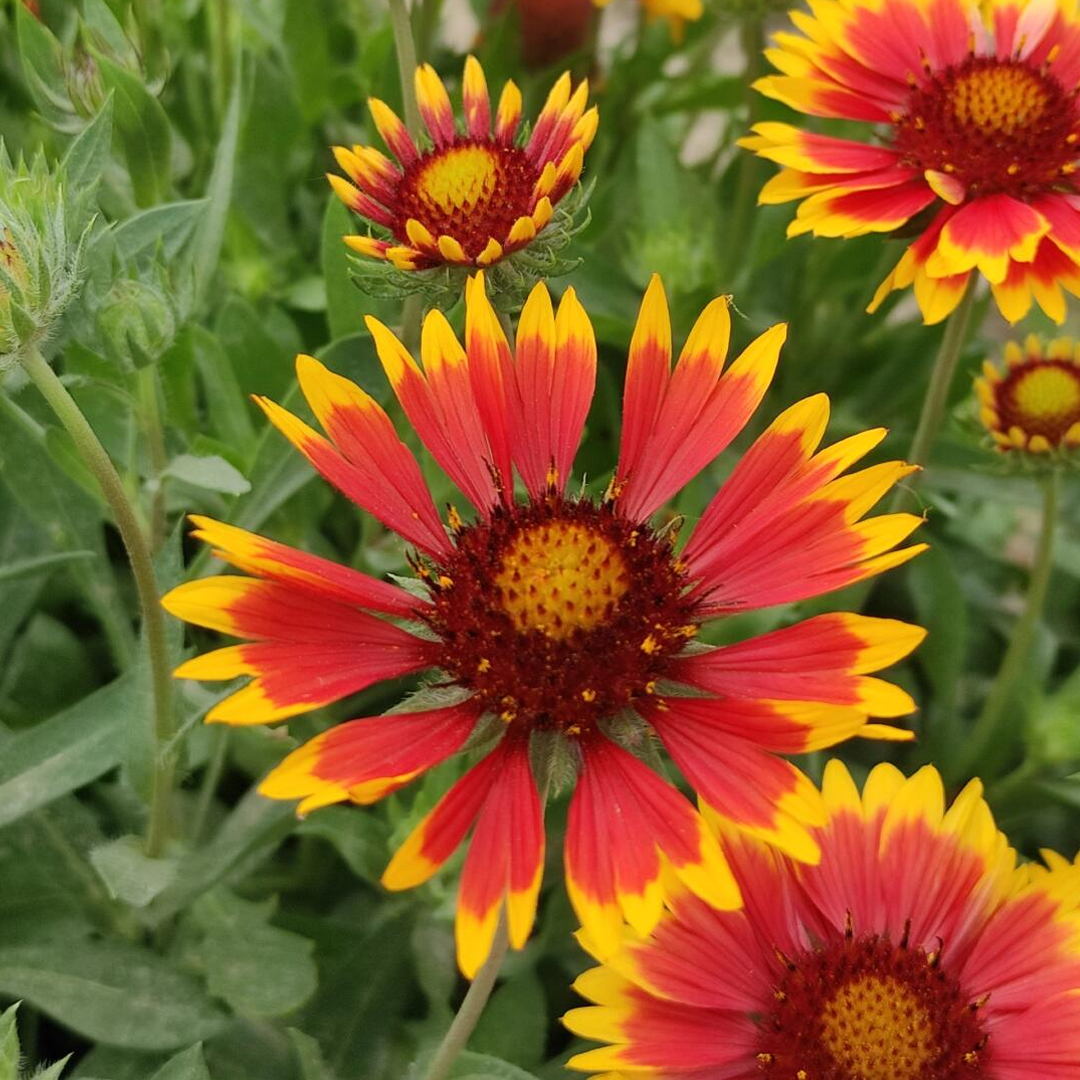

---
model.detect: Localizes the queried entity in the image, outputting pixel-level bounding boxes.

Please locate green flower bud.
[0,145,91,369]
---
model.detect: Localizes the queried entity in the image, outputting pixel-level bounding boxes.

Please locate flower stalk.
[19,344,176,857]
[890,276,979,509]
[387,0,422,138]
[421,912,511,1080]
[955,469,1060,778]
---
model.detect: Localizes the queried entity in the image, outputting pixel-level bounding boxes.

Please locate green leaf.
[184,889,317,1019]
[283,0,330,122]
[0,673,131,830]
[189,53,244,305]
[31,1058,72,1080]
[909,543,967,718]
[322,198,366,342]
[213,296,296,401]
[60,99,114,196]
[89,836,178,908]
[0,1002,20,1080]
[288,1030,340,1080]
[0,551,95,585]
[0,942,227,1051]
[111,201,208,263]
[295,805,390,884]
[15,3,72,129]
[147,1045,211,1080]
[294,905,415,1074]
[470,969,547,1070]
[145,789,296,924]
[79,0,140,69]
[163,454,251,496]
[183,325,258,458]
[634,118,683,231]
[448,1053,542,1080]
[94,54,171,207]
[0,393,133,663]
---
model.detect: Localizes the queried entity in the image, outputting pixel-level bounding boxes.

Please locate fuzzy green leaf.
[0,942,227,1051]
[0,1002,20,1080]
[184,889,317,1019]
[89,836,178,908]
[147,1044,211,1080]
[60,100,114,198]
[0,673,131,830]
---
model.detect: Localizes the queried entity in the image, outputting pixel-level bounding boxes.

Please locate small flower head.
[163,275,925,978]
[745,0,1080,325]
[330,57,595,304]
[976,336,1080,460]
[594,0,704,39]
[565,760,1080,1079]
[0,145,90,368]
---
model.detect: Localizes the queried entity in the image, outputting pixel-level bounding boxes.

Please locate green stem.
[138,366,168,554]
[421,911,510,1080]
[401,292,424,358]
[955,470,1060,778]
[496,308,515,348]
[421,752,549,1080]
[387,0,422,139]
[415,0,444,62]
[20,346,177,858]
[895,277,979,486]
[724,17,767,283]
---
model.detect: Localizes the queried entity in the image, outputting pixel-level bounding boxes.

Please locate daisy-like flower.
[977,335,1080,454]
[594,0,704,38]
[162,275,926,977]
[744,0,1080,325]
[565,760,1080,1079]
[328,57,595,277]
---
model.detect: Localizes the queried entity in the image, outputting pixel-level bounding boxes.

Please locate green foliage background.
[0,0,1078,1077]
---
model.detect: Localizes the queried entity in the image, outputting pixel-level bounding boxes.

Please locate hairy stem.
[20,346,176,858]
[137,365,168,554]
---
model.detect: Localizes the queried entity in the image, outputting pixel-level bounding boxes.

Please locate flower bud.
[0,146,90,369]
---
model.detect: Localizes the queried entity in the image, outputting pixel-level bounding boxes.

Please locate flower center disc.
[396,142,538,258]
[756,932,987,1080]
[424,496,696,731]
[819,974,934,1080]
[493,520,629,639]
[997,359,1080,442]
[893,56,1079,196]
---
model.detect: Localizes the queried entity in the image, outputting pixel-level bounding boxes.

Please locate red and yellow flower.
[329,57,595,273]
[565,760,1080,1078]
[744,0,1080,324]
[594,0,704,38]
[162,275,925,977]
[977,335,1080,454]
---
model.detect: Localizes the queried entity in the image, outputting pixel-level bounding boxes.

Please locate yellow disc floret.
[494,521,629,639]
[951,64,1048,134]
[819,974,936,1080]
[415,145,500,216]
[1014,364,1080,419]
